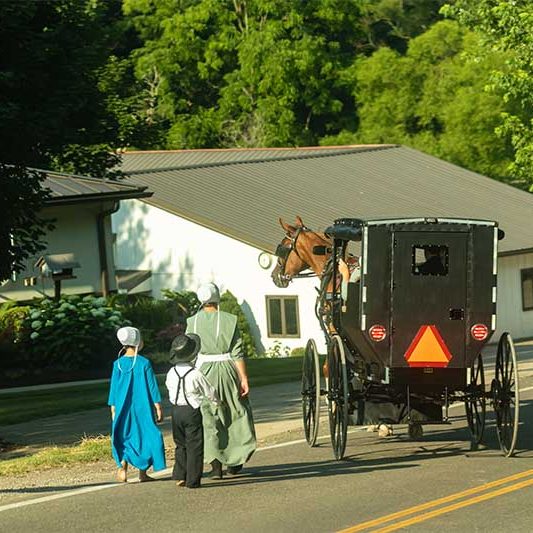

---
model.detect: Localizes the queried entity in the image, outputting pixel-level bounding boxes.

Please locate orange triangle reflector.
[404,325,452,368]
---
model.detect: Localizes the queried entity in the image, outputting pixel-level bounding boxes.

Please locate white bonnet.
[197,282,220,305]
[117,326,141,347]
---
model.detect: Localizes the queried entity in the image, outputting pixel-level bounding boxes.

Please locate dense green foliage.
[2,1,531,186]
[220,290,257,358]
[324,20,515,182]
[443,0,533,191]
[0,166,54,282]
[22,296,125,371]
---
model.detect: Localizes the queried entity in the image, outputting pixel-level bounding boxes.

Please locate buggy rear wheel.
[302,338,321,447]
[492,332,519,457]
[327,335,349,460]
[465,353,486,450]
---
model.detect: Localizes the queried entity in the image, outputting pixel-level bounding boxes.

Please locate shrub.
[21,295,128,372]
[161,289,200,318]
[220,290,257,358]
[0,304,30,376]
[264,340,290,358]
[290,346,305,358]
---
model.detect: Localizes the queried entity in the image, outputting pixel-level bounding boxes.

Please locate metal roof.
[120,145,388,173]
[120,145,533,255]
[37,170,152,205]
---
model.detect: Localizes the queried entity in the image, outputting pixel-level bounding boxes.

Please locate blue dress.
[108,355,166,471]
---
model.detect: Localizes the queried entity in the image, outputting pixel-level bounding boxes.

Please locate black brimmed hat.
[169,333,201,364]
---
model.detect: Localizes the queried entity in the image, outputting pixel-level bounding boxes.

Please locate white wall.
[496,252,533,340]
[113,200,327,353]
[0,203,117,301]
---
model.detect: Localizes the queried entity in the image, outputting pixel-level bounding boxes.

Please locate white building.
[0,171,150,301]
[113,145,533,353]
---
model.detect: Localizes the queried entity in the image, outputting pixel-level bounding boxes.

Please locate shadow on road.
[0,481,117,495]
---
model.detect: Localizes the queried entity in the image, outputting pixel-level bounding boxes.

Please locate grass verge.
[0,357,303,426]
[0,436,111,477]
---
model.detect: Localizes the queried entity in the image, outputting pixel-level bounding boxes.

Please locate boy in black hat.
[165,333,220,488]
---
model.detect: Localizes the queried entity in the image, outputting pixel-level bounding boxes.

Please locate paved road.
[1,344,533,532]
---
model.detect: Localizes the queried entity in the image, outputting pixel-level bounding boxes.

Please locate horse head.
[271,216,332,288]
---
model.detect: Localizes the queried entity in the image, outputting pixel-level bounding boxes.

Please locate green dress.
[187,309,256,466]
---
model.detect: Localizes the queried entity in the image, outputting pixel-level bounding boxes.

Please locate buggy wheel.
[302,339,321,447]
[492,332,520,457]
[465,353,486,449]
[327,335,349,460]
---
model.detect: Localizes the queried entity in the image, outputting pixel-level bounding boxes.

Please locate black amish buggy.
[301,217,520,460]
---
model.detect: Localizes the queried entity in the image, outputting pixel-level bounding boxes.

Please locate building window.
[266,296,300,338]
[522,268,533,311]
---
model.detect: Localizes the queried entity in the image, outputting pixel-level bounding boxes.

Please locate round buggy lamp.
[471,324,489,341]
[369,324,387,342]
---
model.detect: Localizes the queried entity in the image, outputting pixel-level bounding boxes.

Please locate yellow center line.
[373,477,533,533]
[338,469,533,533]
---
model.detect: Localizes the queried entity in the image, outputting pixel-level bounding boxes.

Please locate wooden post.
[54,279,61,301]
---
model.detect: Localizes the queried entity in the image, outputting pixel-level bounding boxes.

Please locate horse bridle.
[274,226,319,282]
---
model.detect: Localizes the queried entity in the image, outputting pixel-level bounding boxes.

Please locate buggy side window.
[412,245,448,276]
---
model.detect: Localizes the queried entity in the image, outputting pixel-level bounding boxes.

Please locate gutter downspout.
[97,201,120,297]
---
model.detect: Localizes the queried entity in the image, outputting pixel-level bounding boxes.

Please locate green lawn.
[0,357,303,426]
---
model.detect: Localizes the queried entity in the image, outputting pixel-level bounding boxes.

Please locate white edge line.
[4,385,533,513]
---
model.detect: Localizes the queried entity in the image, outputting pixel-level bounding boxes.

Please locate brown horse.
[271,216,333,288]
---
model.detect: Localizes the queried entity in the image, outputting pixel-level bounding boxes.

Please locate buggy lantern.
[471,324,489,341]
[369,324,387,342]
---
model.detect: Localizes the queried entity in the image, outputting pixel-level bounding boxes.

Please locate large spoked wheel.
[302,338,321,447]
[492,332,520,457]
[327,335,349,460]
[465,353,486,450]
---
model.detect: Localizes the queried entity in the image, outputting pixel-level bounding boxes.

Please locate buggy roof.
[326,217,500,242]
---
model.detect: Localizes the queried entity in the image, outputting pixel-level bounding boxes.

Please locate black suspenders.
[173,367,195,407]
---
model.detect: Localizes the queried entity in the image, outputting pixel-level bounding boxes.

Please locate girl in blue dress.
[108,327,166,482]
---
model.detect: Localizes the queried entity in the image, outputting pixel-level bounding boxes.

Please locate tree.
[0,0,126,175]
[322,20,515,183]
[0,166,53,283]
[443,0,533,191]
[122,0,369,148]
[359,0,448,53]
[0,1,130,280]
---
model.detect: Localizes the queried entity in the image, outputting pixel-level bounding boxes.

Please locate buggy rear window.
[412,245,448,276]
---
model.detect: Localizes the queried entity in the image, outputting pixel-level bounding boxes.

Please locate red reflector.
[369,324,387,342]
[471,324,488,341]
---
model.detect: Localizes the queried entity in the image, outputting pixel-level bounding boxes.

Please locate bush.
[220,290,257,358]
[290,346,305,358]
[264,340,291,358]
[161,289,201,318]
[21,295,128,372]
[0,304,30,377]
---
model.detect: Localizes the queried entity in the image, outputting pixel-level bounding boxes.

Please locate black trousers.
[171,404,204,488]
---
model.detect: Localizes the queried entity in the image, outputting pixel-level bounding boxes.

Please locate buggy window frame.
[412,244,449,277]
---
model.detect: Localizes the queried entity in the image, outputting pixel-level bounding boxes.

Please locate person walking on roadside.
[108,326,166,482]
[187,282,256,479]
[166,333,220,489]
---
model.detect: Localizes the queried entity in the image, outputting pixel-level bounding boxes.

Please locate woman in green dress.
[186,282,256,479]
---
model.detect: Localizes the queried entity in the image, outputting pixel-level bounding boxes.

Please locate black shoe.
[227,464,243,476]
[210,460,223,479]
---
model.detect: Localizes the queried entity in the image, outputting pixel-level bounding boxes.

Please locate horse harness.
[275,225,323,281]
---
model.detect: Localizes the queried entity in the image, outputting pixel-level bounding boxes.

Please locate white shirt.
[165,364,220,409]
